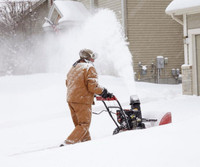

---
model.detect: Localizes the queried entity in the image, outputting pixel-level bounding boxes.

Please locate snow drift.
[0,74,200,167]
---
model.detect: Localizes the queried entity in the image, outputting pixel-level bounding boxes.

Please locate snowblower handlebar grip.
[96,96,117,101]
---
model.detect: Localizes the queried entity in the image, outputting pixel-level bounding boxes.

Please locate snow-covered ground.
[0,73,200,167]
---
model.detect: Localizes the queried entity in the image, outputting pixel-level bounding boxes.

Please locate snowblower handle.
[96,96,117,101]
[95,95,131,130]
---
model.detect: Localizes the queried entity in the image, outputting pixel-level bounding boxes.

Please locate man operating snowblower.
[60,49,113,146]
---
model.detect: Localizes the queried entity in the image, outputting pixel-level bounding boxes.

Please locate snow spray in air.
[44,9,136,95]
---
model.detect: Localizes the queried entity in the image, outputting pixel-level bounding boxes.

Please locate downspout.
[171,14,183,25]
[121,0,127,37]
[171,14,188,65]
[183,14,189,65]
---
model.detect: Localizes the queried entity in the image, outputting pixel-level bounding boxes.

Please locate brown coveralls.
[66,62,103,144]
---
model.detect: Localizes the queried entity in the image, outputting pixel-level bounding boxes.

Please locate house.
[0,0,185,83]
[74,0,184,84]
[166,0,200,96]
[43,0,90,32]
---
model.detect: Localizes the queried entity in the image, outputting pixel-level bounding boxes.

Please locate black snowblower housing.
[114,95,145,134]
[95,95,157,135]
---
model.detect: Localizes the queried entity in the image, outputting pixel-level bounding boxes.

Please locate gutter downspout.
[121,0,127,37]
[183,14,189,65]
[171,14,183,25]
[170,14,188,65]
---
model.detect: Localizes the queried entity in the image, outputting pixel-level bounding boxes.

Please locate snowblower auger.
[96,95,157,135]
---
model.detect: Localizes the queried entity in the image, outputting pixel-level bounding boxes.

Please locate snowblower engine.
[115,95,145,132]
[95,94,157,135]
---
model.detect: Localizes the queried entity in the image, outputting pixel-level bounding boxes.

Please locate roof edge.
[166,5,200,15]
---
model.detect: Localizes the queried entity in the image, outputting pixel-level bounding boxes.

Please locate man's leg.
[66,103,91,144]
[68,103,78,127]
[81,131,91,142]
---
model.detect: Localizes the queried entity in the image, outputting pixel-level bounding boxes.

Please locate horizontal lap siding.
[188,13,200,29]
[127,0,184,82]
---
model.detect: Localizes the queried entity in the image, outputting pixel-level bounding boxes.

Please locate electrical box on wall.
[157,56,165,69]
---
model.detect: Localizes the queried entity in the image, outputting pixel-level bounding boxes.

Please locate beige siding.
[127,0,184,83]
[188,13,200,30]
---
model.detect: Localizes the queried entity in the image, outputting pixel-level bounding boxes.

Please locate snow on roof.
[166,0,200,15]
[54,0,90,23]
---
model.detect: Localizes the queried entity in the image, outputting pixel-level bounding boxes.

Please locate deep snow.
[0,73,200,167]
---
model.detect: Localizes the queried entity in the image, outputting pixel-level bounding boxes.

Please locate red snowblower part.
[96,96,118,101]
[159,112,172,125]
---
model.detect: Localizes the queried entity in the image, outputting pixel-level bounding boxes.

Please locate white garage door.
[196,35,200,95]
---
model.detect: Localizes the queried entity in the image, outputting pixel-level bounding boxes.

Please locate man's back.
[66,62,102,104]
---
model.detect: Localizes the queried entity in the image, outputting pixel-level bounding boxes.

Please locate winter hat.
[79,49,98,60]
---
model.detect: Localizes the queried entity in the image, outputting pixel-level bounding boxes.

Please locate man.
[61,49,113,146]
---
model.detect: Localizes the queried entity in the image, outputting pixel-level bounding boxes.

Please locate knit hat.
[79,49,98,60]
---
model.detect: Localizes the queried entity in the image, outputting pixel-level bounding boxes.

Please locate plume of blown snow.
[38,9,136,95]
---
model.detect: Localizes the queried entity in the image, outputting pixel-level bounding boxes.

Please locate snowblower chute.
[95,95,158,135]
[159,112,172,125]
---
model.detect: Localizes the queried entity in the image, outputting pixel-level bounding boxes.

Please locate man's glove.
[100,88,113,98]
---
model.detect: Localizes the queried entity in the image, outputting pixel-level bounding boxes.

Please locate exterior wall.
[127,0,184,84]
[188,13,200,29]
[182,65,193,95]
[187,22,200,96]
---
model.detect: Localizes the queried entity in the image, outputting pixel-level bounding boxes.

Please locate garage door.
[196,35,200,95]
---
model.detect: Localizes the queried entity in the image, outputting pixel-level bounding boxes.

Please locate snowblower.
[95,95,171,135]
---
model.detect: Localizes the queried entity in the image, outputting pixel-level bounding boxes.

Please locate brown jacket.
[66,62,103,105]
